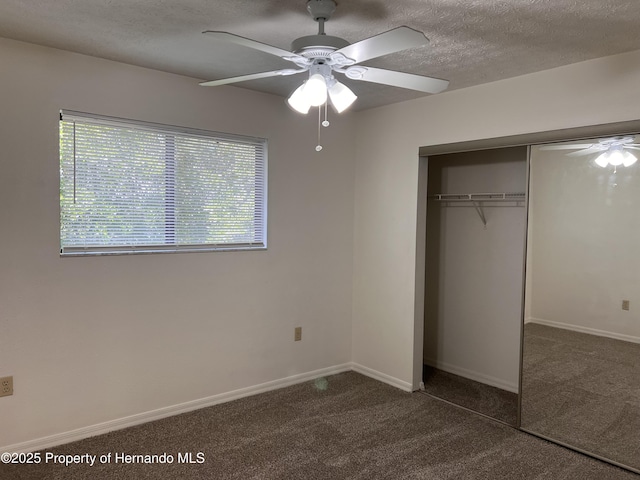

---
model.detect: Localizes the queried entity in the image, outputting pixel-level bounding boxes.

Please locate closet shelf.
[429,192,526,227]
[429,192,526,202]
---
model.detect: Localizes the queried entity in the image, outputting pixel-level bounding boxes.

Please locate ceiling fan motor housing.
[291,35,350,57]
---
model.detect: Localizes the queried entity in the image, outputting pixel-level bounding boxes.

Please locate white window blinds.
[59,111,267,255]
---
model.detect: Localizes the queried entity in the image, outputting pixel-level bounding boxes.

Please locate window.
[59,111,267,255]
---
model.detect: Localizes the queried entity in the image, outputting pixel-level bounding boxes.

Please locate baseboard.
[2,362,415,453]
[350,363,413,392]
[424,358,518,393]
[528,317,640,345]
[1,363,352,454]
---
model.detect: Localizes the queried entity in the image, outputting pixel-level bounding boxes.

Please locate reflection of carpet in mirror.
[422,365,518,425]
[521,323,640,470]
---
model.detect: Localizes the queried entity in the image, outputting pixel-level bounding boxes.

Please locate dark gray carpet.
[521,323,640,473]
[1,372,637,479]
[422,366,518,425]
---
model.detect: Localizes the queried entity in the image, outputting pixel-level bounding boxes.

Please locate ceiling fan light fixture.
[593,148,637,168]
[304,73,328,107]
[287,83,311,114]
[328,80,357,113]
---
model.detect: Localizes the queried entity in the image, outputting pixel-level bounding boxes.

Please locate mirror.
[521,134,640,473]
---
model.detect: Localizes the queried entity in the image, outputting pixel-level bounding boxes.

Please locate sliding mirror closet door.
[423,147,527,425]
[521,134,640,473]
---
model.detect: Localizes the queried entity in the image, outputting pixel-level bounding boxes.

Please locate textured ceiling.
[1,0,639,111]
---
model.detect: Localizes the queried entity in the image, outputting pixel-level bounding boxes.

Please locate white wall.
[353,49,640,389]
[526,143,640,341]
[0,38,355,448]
[424,150,527,391]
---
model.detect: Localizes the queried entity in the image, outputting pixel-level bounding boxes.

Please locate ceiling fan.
[199,0,449,115]
[540,136,640,168]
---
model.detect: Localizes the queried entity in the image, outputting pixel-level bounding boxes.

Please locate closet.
[423,146,528,425]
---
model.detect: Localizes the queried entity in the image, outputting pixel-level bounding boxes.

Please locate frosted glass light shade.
[595,152,609,168]
[304,74,327,107]
[608,150,624,166]
[622,151,638,167]
[328,81,357,113]
[287,83,311,114]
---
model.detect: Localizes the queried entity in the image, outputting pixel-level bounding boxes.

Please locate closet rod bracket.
[471,201,487,227]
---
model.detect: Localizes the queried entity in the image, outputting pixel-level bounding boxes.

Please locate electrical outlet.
[0,376,13,397]
[622,300,630,311]
[294,327,302,342]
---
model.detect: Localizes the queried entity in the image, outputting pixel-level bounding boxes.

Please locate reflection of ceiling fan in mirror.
[541,136,639,168]
[199,0,449,114]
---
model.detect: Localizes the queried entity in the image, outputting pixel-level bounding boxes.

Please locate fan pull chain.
[322,102,330,128]
[315,106,322,152]
[315,103,331,152]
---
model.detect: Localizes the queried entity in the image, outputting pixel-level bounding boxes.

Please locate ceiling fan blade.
[625,145,640,151]
[334,26,429,64]
[203,31,304,62]
[539,144,596,150]
[200,70,294,87]
[344,66,448,94]
[566,146,607,156]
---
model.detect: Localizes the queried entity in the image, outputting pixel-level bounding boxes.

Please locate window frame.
[59,110,268,256]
